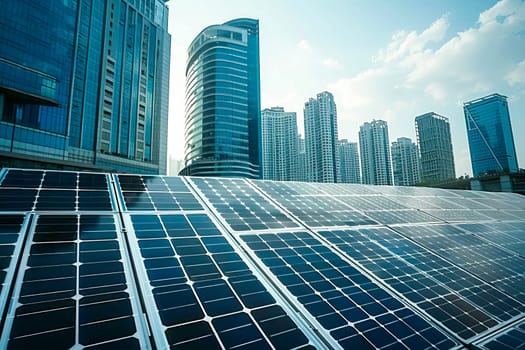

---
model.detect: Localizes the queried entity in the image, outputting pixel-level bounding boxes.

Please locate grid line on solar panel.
[239,231,458,349]
[394,224,525,305]
[125,213,316,349]
[476,319,525,350]
[316,227,524,341]
[116,175,203,212]
[189,177,299,232]
[0,214,148,349]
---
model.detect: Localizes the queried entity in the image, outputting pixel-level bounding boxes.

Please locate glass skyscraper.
[359,119,392,185]
[464,93,518,177]
[0,0,171,174]
[261,107,298,181]
[415,112,456,183]
[181,18,261,178]
[304,91,340,183]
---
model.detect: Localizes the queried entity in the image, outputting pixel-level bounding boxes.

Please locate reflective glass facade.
[0,0,170,174]
[182,18,261,178]
[464,93,518,177]
[391,137,421,186]
[415,112,456,183]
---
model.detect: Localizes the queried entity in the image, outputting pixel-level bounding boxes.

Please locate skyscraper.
[296,135,308,182]
[304,91,340,183]
[359,119,393,185]
[391,137,421,186]
[0,1,171,174]
[415,112,456,183]
[181,18,261,178]
[261,107,298,181]
[464,93,518,177]
[338,139,361,184]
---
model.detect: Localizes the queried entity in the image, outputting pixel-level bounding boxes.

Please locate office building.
[359,119,392,185]
[415,112,456,183]
[181,18,261,178]
[0,0,171,174]
[304,91,340,183]
[391,137,421,186]
[338,139,361,183]
[464,93,518,177]
[261,107,298,181]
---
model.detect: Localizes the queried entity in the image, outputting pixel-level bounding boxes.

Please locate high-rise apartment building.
[296,135,308,182]
[359,119,393,185]
[304,91,340,183]
[415,112,456,183]
[0,0,171,174]
[338,139,361,184]
[261,107,298,181]
[464,93,518,177]
[391,137,421,186]
[181,18,261,178]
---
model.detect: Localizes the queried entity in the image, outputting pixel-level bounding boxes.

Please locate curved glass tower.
[181,18,261,178]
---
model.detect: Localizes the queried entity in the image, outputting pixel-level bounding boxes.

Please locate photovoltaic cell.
[190,177,299,231]
[127,213,313,349]
[240,231,457,349]
[0,214,147,349]
[317,227,524,340]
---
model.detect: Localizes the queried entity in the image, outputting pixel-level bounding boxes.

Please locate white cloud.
[322,57,341,69]
[328,0,525,176]
[297,39,313,54]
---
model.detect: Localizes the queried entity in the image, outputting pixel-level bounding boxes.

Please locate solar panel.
[239,231,457,349]
[116,174,203,211]
[1,168,525,349]
[395,224,525,304]
[317,227,524,340]
[125,213,316,349]
[190,177,299,231]
[0,214,149,348]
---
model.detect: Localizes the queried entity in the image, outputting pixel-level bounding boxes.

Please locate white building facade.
[391,137,421,186]
[359,119,393,185]
[261,107,298,181]
[304,91,340,183]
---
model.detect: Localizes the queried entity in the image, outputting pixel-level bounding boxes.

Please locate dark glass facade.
[181,18,261,178]
[464,93,519,177]
[0,0,170,174]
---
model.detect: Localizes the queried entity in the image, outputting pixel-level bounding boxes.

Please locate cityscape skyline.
[168,0,525,177]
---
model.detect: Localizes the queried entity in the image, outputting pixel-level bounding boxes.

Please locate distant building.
[296,135,308,182]
[0,0,171,174]
[464,93,519,177]
[359,120,392,185]
[391,137,421,186]
[181,18,261,178]
[338,139,361,184]
[261,107,298,181]
[304,91,340,183]
[169,158,184,177]
[415,112,456,183]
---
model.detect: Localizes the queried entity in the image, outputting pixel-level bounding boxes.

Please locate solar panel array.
[0,168,524,349]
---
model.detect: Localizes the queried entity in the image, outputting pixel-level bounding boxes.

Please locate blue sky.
[167,0,525,177]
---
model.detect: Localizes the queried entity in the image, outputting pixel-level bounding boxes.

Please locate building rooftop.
[0,168,524,348]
